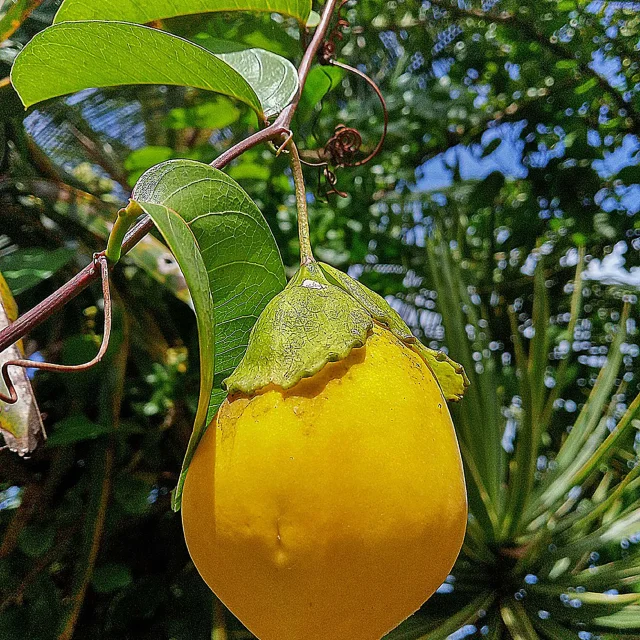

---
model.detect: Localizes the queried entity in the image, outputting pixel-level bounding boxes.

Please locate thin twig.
[57,299,128,640]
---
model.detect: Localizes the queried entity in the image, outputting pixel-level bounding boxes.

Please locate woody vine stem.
[0,0,342,355]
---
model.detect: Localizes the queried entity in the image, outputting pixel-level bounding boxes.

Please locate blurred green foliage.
[0,0,639,638]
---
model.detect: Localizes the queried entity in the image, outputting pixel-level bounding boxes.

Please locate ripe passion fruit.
[182,306,466,639]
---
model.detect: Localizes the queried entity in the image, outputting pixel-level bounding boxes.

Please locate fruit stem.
[289,141,315,266]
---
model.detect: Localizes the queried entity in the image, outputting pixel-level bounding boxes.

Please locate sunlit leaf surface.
[11,22,262,114]
[196,37,299,118]
[131,201,216,510]
[54,0,312,26]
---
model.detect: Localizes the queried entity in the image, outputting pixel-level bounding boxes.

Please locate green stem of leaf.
[289,141,314,266]
[105,201,144,264]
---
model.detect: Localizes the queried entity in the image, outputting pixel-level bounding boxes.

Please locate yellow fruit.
[182,324,467,640]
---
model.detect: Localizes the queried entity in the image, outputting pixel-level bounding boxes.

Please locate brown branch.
[0,0,341,355]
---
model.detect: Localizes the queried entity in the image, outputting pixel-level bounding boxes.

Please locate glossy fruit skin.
[182,325,467,640]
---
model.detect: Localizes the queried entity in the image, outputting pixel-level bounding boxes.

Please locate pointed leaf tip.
[411,342,470,402]
[11,22,262,115]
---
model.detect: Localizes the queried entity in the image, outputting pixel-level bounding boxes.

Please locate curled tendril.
[317,41,336,66]
[304,2,388,198]
[318,0,350,65]
[324,124,363,166]
[322,166,348,198]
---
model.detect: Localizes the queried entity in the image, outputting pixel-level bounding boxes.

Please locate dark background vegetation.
[0,1,639,638]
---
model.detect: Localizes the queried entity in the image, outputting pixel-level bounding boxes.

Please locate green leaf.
[133,159,286,406]
[538,303,631,511]
[124,147,175,173]
[129,200,216,511]
[194,36,299,118]
[595,606,640,630]
[227,159,271,181]
[165,97,241,131]
[575,77,598,95]
[18,524,56,558]
[297,65,343,121]
[319,262,414,342]
[412,592,496,640]
[0,248,75,295]
[555,59,578,70]
[319,261,469,402]
[306,10,321,27]
[124,146,176,186]
[132,160,286,505]
[411,342,471,402]
[11,22,262,115]
[500,601,539,639]
[54,0,312,26]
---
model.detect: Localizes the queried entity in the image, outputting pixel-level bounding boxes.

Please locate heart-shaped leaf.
[132,160,286,506]
[130,201,216,510]
[54,0,312,26]
[11,22,262,115]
